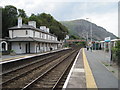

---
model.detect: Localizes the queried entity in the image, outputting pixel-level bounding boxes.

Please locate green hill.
[61,19,117,41]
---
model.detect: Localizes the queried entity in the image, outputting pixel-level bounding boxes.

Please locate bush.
[112,41,120,66]
[10,50,15,53]
[105,48,109,52]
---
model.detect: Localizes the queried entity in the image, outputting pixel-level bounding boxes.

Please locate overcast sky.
[0,0,119,36]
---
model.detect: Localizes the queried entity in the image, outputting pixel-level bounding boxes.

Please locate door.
[26,43,28,53]
[25,42,30,53]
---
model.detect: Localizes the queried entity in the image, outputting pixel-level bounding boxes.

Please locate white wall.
[12,42,26,54]
[9,29,58,41]
[13,30,26,37]
[30,42,36,53]
[9,30,34,38]
[35,31,39,38]
[9,30,13,38]
[29,30,34,37]
[11,42,39,54]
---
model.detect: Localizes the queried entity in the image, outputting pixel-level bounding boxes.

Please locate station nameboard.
[105,37,111,42]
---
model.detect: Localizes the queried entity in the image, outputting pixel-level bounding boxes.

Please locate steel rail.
[21,50,77,90]
[52,50,78,90]
[1,50,68,85]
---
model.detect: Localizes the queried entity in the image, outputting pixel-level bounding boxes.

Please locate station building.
[7,17,62,54]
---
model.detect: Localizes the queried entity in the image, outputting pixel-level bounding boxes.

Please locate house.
[8,17,62,54]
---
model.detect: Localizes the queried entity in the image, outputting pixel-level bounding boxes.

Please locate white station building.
[8,17,62,54]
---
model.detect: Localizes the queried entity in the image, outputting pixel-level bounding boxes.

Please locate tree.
[18,9,27,18]
[2,5,18,38]
[18,9,29,24]
[29,13,68,40]
[2,5,69,40]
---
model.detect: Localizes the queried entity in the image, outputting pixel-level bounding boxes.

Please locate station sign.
[105,37,111,42]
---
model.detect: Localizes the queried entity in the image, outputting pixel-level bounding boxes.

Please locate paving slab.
[84,48,119,89]
[63,49,86,89]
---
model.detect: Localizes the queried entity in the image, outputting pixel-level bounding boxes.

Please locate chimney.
[46,28,49,33]
[40,26,46,32]
[18,17,22,28]
[28,21,36,28]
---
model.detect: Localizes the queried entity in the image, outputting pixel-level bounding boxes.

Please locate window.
[39,32,41,38]
[19,43,21,49]
[26,30,28,35]
[39,43,40,50]
[12,30,13,38]
[44,34,46,39]
[42,33,44,39]
[2,43,6,51]
[33,31,35,37]
[46,34,48,40]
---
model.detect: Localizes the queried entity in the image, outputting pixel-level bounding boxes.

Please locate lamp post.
[86,18,93,50]
[86,18,92,43]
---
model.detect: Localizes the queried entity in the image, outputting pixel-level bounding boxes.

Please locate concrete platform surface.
[63,49,86,89]
[1,48,69,64]
[63,48,119,89]
[84,48,118,88]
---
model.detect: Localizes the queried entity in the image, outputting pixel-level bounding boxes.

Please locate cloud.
[81,12,118,36]
[0,0,118,36]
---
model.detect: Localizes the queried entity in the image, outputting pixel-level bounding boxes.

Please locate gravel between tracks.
[2,50,72,88]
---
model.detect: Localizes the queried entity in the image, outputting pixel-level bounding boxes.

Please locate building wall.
[9,27,61,54]
[9,29,58,42]
[9,30,12,38]
[12,42,26,54]
[29,30,34,37]
[9,30,34,38]
[35,31,39,38]
[30,42,36,53]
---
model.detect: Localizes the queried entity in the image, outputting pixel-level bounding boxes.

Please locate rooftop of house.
[9,24,57,37]
[8,17,57,37]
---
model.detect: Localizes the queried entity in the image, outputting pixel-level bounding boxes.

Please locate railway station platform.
[1,48,69,64]
[63,48,119,89]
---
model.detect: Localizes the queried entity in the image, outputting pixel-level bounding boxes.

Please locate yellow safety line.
[82,48,97,89]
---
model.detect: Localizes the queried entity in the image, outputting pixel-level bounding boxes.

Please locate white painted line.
[62,49,81,89]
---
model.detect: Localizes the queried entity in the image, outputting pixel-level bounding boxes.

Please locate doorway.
[25,42,30,53]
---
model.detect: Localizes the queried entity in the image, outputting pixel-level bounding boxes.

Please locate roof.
[9,24,56,37]
[111,39,120,42]
[9,24,34,29]
[7,37,61,44]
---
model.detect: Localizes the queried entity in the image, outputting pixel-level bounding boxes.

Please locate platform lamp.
[86,18,93,48]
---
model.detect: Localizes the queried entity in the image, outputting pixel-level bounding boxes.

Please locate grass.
[111,71,115,73]
[105,64,109,66]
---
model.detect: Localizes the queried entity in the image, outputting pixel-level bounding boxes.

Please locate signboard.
[105,37,111,42]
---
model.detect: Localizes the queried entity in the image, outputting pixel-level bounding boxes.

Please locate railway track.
[22,49,79,90]
[2,49,70,74]
[1,49,70,85]
[2,48,79,89]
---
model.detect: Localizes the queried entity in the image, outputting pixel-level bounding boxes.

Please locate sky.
[0,0,119,37]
